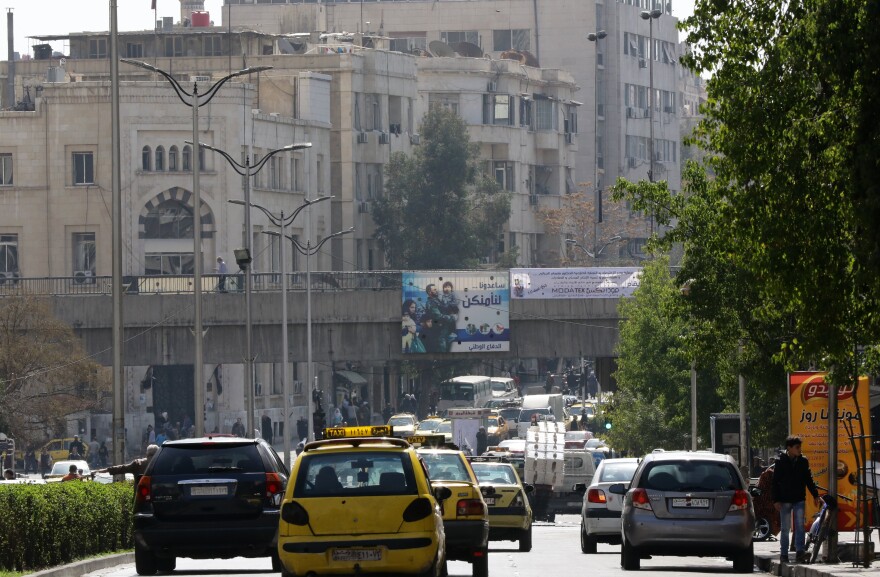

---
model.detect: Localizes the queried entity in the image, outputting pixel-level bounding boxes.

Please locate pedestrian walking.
[216,256,228,292]
[772,436,820,564]
[476,426,488,456]
[40,447,52,475]
[231,417,246,437]
[261,413,274,445]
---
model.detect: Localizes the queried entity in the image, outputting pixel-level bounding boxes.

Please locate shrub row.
[0,482,134,571]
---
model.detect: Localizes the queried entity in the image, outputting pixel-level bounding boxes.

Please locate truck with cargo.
[515,393,566,438]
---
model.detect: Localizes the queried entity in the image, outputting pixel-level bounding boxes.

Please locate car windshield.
[417,421,440,432]
[295,451,417,497]
[499,408,521,421]
[641,460,741,492]
[389,417,414,427]
[421,453,472,481]
[471,463,518,485]
[437,422,452,434]
[518,408,551,421]
[491,382,508,392]
[488,416,500,426]
[598,461,639,483]
[150,444,264,474]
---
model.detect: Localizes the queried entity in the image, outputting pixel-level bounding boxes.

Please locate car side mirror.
[608,483,627,495]
[433,486,452,501]
[573,483,587,494]
[523,483,534,494]
[749,486,762,497]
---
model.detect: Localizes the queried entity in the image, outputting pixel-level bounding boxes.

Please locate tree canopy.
[0,294,108,443]
[372,107,513,269]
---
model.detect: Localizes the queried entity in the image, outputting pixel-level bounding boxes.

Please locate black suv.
[133,436,288,575]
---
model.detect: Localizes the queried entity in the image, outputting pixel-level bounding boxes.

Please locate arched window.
[168,146,179,171]
[182,145,192,172]
[143,199,194,239]
[168,145,178,172]
[155,146,165,171]
[142,146,152,171]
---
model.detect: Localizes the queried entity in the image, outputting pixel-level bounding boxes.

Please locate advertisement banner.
[402,271,509,354]
[510,267,642,299]
[788,372,871,531]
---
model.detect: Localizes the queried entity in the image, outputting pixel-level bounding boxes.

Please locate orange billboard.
[788,372,870,530]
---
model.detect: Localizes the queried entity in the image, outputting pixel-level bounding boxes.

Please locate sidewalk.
[755,533,880,577]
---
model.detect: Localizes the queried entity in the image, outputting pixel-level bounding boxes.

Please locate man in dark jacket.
[772,436,820,563]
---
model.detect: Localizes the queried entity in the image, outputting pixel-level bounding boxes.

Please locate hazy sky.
[2,0,695,61]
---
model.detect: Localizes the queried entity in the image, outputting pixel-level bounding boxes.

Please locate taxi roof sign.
[405,434,447,447]
[323,425,393,439]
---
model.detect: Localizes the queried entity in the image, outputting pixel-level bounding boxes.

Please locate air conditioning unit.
[190,75,212,83]
[356,132,368,144]
[564,132,574,144]
[409,133,421,145]
[73,270,96,285]
[487,81,498,92]
[378,132,390,145]
[358,201,371,214]
[627,157,638,169]
[529,194,539,206]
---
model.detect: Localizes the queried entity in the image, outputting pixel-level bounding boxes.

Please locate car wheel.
[580,523,597,554]
[155,556,175,573]
[753,517,771,541]
[732,543,754,573]
[519,525,533,552]
[621,535,640,571]
[472,550,489,577]
[134,542,157,576]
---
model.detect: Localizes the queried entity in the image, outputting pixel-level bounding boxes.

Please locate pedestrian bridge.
[4,272,623,366]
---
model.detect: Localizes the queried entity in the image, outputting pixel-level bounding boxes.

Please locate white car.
[578,457,639,553]
[387,413,417,438]
[44,459,91,481]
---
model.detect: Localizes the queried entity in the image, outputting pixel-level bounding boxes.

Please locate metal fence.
[0,271,403,297]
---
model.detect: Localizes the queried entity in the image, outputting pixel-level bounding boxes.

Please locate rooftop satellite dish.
[429,40,455,57]
[453,41,483,58]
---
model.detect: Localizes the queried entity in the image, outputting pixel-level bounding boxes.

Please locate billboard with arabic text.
[510,267,642,299]
[401,271,509,354]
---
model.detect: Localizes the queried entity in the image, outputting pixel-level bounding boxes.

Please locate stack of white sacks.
[524,420,566,489]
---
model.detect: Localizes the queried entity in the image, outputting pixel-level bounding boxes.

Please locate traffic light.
[605,421,612,430]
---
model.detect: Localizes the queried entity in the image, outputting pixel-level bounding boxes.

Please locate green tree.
[0,293,108,443]
[373,107,512,269]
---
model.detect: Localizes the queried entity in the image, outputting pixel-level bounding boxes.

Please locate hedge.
[0,482,134,572]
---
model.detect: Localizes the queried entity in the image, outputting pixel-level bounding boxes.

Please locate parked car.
[612,450,754,572]
[132,436,288,575]
[43,460,91,481]
[576,457,639,553]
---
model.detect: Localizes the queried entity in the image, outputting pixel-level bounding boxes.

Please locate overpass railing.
[0,271,403,296]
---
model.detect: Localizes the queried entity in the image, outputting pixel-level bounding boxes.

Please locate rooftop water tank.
[191,11,210,27]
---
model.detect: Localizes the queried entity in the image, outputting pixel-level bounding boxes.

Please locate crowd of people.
[402,282,460,354]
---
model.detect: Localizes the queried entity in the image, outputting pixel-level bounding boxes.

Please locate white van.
[489,377,516,398]
[516,394,566,438]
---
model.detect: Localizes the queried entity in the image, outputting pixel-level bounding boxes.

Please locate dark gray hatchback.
[133,436,289,575]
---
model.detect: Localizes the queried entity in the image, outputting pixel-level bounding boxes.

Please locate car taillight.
[588,488,607,504]
[456,499,485,517]
[280,501,310,526]
[631,488,652,510]
[729,489,750,512]
[403,497,433,522]
[135,476,151,506]
[265,473,284,498]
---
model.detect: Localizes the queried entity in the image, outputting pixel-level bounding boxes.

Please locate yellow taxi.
[417,448,490,577]
[468,456,534,551]
[277,426,447,577]
[486,412,510,444]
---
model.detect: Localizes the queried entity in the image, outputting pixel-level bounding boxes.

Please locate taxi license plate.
[190,486,228,496]
[331,549,382,562]
[672,498,709,508]
[485,497,495,506]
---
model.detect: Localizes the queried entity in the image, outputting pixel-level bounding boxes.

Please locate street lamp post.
[680,278,697,451]
[122,59,271,437]
[565,236,622,261]
[230,189,330,470]
[640,7,662,235]
[586,29,607,259]
[197,141,312,439]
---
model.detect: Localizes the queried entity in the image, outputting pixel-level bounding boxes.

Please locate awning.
[334,370,368,386]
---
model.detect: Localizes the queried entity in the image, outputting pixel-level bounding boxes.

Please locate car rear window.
[151,444,264,475]
[295,451,418,497]
[421,453,472,481]
[472,464,517,484]
[640,460,741,491]
[598,462,638,483]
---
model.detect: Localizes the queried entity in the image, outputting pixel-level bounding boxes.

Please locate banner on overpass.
[402,271,509,354]
[509,267,642,299]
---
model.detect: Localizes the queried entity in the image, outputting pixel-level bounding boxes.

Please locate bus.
[436,376,492,415]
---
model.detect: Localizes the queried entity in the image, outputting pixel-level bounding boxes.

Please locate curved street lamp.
[196,140,312,439]
[121,58,272,437]
[639,8,663,235]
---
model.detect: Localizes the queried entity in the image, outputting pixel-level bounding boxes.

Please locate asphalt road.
[81,515,753,577]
